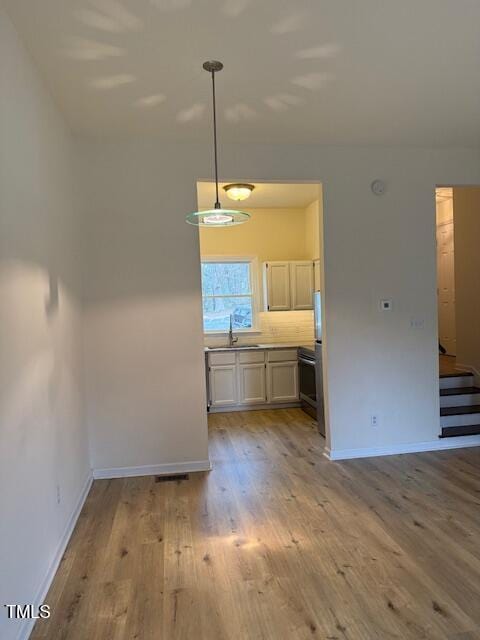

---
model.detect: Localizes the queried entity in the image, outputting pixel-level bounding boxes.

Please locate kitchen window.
[201,257,258,333]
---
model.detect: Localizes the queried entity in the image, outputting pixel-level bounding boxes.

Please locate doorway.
[436,186,480,375]
[195,180,326,442]
[436,187,456,362]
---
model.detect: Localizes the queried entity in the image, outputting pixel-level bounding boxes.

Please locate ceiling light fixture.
[223,183,255,202]
[186,61,250,227]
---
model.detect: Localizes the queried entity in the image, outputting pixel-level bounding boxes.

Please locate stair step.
[440,386,480,408]
[439,371,473,378]
[440,404,480,428]
[439,372,474,390]
[440,424,480,438]
[440,386,480,396]
[440,404,480,416]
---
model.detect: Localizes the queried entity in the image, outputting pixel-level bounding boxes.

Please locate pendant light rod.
[185,61,250,227]
[203,60,224,210]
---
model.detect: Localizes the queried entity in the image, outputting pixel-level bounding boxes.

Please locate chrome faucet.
[228,314,238,348]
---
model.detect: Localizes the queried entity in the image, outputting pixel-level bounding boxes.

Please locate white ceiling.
[197,181,321,210]
[5,0,480,145]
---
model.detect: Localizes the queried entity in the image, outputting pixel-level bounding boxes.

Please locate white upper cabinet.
[264,261,291,311]
[290,261,314,310]
[263,261,313,311]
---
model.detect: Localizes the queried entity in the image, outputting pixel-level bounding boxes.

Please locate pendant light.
[186,61,251,227]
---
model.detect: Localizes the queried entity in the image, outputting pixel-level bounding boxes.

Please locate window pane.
[201,262,251,296]
[203,296,253,331]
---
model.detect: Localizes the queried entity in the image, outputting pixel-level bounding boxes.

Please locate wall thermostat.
[371,179,386,196]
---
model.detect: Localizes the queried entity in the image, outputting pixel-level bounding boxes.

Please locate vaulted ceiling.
[5,0,480,145]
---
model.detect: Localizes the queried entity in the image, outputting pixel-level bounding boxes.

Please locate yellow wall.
[305,199,322,260]
[452,187,480,375]
[199,207,310,262]
[199,202,322,345]
[436,198,453,226]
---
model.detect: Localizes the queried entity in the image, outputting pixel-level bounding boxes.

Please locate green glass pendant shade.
[185,208,250,227]
[186,61,250,228]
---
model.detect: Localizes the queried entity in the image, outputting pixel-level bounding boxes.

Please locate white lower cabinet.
[209,365,237,407]
[208,348,299,410]
[266,361,299,403]
[238,363,266,405]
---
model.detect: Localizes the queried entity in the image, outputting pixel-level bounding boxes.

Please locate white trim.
[455,362,480,386]
[93,459,211,480]
[18,472,93,640]
[324,436,480,461]
[209,402,301,413]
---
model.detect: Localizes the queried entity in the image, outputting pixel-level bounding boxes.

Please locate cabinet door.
[313,259,321,292]
[290,261,314,310]
[209,365,237,407]
[265,262,291,311]
[267,362,299,403]
[238,363,266,405]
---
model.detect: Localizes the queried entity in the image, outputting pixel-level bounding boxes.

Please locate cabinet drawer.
[267,349,298,362]
[238,350,265,364]
[208,351,236,366]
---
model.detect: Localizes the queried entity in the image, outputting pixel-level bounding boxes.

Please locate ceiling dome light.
[224,183,255,202]
[186,61,250,227]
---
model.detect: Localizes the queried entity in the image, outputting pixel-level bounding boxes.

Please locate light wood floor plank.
[31,409,480,640]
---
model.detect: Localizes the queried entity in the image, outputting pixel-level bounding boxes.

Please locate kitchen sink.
[207,344,261,350]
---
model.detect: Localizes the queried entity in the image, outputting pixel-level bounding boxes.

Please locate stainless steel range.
[298,343,325,437]
[297,291,325,437]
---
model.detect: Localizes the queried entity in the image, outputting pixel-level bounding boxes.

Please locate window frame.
[201,255,260,335]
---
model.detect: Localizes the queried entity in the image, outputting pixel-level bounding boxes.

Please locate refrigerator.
[314,291,325,436]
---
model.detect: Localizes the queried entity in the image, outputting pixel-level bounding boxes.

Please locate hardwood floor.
[440,354,460,376]
[32,409,480,640]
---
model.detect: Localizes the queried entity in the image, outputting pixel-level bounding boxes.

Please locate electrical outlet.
[56,484,61,505]
[371,415,379,428]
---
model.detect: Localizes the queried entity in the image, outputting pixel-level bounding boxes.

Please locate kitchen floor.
[32,408,480,639]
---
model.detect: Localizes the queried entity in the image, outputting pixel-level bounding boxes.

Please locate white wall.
[0,9,90,640]
[77,140,480,463]
[78,140,210,475]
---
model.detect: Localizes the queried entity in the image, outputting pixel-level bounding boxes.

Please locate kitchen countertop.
[204,342,305,352]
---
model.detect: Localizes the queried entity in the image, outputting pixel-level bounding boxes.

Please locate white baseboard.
[208,402,301,413]
[325,435,480,461]
[93,459,212,480]
[18,472,93,640]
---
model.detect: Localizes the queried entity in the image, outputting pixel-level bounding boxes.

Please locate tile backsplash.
[204,310,314,347]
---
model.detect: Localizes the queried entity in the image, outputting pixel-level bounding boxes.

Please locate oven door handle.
[298,357,316,367]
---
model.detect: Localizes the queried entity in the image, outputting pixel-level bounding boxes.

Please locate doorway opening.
[436,187,456,370]
[195,180,327,443]
[436,186,480,439]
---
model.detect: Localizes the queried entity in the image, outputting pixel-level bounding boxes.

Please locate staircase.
[439,371,480,438]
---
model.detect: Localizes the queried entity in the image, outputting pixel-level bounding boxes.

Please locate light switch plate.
[410,317,425,329]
